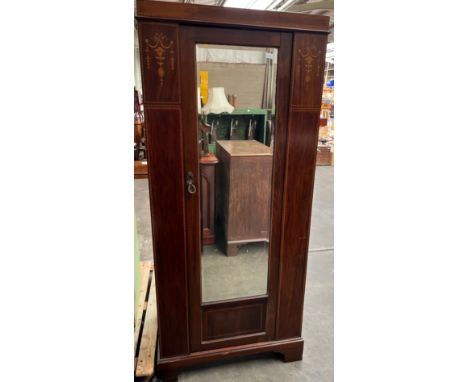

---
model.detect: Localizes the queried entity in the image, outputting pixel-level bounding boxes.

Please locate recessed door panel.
[202,297,267,342]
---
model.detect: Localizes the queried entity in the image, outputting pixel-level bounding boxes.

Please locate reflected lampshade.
[202,87,234,114]
[197,87,202,114]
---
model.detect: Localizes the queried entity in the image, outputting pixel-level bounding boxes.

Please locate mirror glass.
[196,44,278,302]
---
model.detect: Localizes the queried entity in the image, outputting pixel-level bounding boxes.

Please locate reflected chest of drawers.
[215,140,273,256]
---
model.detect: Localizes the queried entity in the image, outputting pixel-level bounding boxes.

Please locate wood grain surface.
[136,0,329,33]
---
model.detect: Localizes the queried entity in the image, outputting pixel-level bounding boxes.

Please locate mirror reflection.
[196,44,278,302]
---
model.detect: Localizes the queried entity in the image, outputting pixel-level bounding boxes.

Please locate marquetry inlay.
[298,46,323,83]
[145,32,175,86]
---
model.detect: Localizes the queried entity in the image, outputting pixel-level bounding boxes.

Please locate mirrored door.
[196,44,278,303]
[180,26,292,351]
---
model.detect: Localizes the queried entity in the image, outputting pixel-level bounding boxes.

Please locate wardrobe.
[136,1,329,380]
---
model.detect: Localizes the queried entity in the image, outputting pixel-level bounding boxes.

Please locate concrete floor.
[134,179,153,262]
[134,166,333,381]
[202,242,269,302]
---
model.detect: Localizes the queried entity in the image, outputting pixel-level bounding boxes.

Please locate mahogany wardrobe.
[135,1,329,380]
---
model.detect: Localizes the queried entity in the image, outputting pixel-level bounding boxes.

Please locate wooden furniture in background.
[200,153,218,245]
[135,88,143,144]
[316,144,333,166]
[318,85,334,166]
[134,160,148,179]
[135,87,147,161]
[319,117,328,140]
[215,140,272,256]
[136,1,328,380]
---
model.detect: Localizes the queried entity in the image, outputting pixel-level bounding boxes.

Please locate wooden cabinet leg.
[156,369,179,382]
[226,243,238,256]
[279,342,304,363]
[161,377,178,382]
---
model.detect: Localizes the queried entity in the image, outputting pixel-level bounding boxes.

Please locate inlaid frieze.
[139,22,180,104]
[291,33,328,108]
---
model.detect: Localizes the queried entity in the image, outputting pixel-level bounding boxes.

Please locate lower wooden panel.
[145,106,190,358]
[277,110,320,339]
[202,300,266,341]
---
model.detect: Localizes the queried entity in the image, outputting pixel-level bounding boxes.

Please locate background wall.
[197,62,268,109]
[134,27,142,95]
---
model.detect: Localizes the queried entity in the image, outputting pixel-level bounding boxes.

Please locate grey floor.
[134,166,334,382]
[202,242,269,302]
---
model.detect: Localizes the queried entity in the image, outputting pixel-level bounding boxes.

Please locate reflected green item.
[205,108,271,154]
[208,143,216,154]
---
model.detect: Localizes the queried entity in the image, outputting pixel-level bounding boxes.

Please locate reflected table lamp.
[202,87,234,114]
